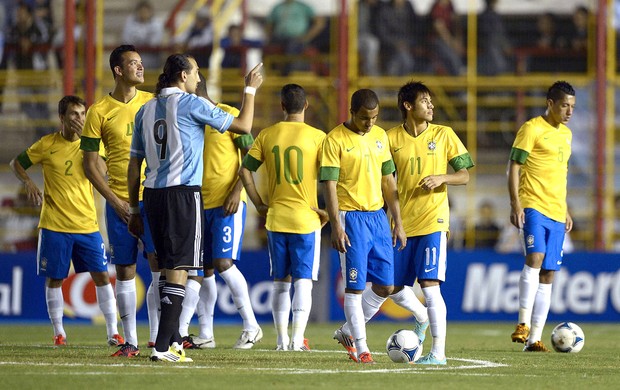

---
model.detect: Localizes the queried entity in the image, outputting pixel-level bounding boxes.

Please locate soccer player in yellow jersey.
[240,84,327,351]
[179,73,262,350]
[321,89,406,364]
[509,81,575,352]
[387,82,474,365]
[9,96,123,348]
[80,45,157,357]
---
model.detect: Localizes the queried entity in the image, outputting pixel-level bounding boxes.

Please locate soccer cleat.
[182,335,200,349]
[290,338,311,351]
[107,334,125,346]
[150,347,193,362]
[275,344,289,351]
[54,334,66,346]
[191,335,216,349]
[415,352,447,365]
[413,319,430,344]
[333,327,358,362]
[110,342,140,357]
[233,327,263,350]
[511,323,530,343]
[357,352,375,364]
[523,340,551,352]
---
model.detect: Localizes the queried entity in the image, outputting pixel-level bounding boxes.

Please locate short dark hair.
[350,89,379,113]
[547,81,575,102]
[156,53,195,95]
[281,84,306,114]
[397,81,432,121]
[58,95,86,116]
[109,44,138,78]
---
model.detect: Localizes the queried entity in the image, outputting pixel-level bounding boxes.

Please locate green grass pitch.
[1,322,619,389]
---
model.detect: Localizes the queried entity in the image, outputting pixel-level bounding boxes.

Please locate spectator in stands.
[478,0,512,76]
[474,199,500,249]
[5,2,51,138]
[220,24,262,70]
[376,0,417,76]
[174,6,213,67]
[535,13,563,50]
[265,0,326,75]
[569,6,588,52]
[430,0,464,75]
[357,0,381,76]
[121,1,164,69]
[0,188,39,253]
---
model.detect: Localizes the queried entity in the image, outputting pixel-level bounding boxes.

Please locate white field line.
[0,349,508,375]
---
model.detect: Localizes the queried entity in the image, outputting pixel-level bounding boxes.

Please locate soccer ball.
[386,329,423,363]
[550,322,585,353]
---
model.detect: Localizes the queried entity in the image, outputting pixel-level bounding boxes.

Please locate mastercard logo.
[61,265,146,321]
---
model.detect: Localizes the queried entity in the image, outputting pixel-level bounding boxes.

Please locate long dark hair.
[155,53,195,95]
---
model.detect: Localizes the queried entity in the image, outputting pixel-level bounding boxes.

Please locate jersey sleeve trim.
[449,153,475,172]
[80,136,101,152]
[16,151,33,170]
[319,166,340,181]
[242,154,262,172]
[510,147,529,164]
[381,159,396,176]
[234,134,254,149]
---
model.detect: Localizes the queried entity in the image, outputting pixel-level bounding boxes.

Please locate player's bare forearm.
[84,151,123,208]
[382,175,406,249]
[324,180,350,252]
[507,161,524,228]
[229,63,264,134]
[239,166,267,216]
[9,158,42,206]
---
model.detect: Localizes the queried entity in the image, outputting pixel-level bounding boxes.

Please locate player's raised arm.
[228,63,264,135]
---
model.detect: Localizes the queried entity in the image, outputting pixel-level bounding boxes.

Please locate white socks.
[220,265,259,331]
[146,271,161,343]
[197,276,217,340]
[179,278,201,337]
[95,284,119,338]
[291,279,313,347]
[518,265,540,326]
[45,286,65,337]
[272,281,291,347]
[529,283,552,345]
[390,287,429,323]
[115,278,138,346]
[422,285,447,359]
[344,293,368,355]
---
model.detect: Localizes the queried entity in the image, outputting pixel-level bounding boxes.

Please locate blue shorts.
[105,201,155,265]
[37,229,108,279]
[523,208,566,271]
[393,232,447,286]
[203,202,246,266]
[339,209,394,290]
[267,230,320,281]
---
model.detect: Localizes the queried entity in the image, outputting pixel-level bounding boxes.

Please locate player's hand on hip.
[244,62,264,89]
[256,203,269,218]
[311,207,330,228]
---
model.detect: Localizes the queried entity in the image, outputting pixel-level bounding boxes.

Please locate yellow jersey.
[510,115,572,222]
[387,123,474,236]
[202,103,252,209]
[244,121,326,234]
[320,123,394,211]
[81,90,153,202]
[17,132,100,234]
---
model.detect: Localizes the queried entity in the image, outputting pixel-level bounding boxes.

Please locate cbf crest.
[376,140,383,150]
[427,140,436,151]
[526,234,535,248]
[349,268,358,283]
